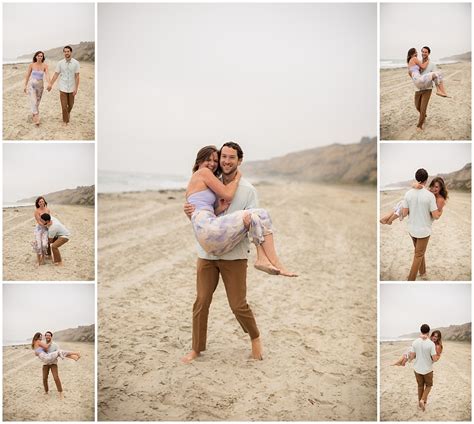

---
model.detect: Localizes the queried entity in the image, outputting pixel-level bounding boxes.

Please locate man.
[42,213,70,266]
[43,331,64,399]
[414,46,435,131]
[48,45,80,125]
[181,142,263,363]
[408,324,440,411]
[402,168,442,281]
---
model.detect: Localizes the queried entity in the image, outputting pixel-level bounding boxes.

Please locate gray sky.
[98,3,376,177]
[380,284,471,338]
[3,3,95,59]
[3,144,95,203]
[380,3,471,60]
[380,143,471,187]
[3,284,94,343]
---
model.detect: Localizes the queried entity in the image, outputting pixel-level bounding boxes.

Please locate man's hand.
[47,85,52,92]
[73,90,78,97]
[183,202,195,220]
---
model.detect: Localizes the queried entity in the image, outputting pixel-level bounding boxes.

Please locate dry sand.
[380,340,471,421]
[98,182,377,421]
[3,62,95,141]
[3,342,95,421]
[3,205,95,281]
[380,62,471,140]
[380,190,471,281]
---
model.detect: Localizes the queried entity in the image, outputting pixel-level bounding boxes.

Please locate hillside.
[241,137,376,185]
[385,163,471,191]
[440,51,471,62]
[399,322,471,342]
[18,185,95,206]
[53,324,95,343]
[19,41,95,62]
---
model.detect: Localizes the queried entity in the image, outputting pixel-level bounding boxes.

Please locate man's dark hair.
[420,324,430,334]
[422,46,431,54]
[415,168,429,183]
[40,213,51,222]
[63,45,73,52]
[45,331,53,337]
[220,141,243,160]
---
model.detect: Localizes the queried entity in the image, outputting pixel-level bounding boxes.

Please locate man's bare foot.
[54,261,64,266]
[59,392,65,400]
[251,337,263,360]
[254,261,280,275]
[416,126,423,132]
[419,400,425,411]
[181,350,200,364]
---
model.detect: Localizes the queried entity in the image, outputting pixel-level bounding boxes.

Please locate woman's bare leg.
[392,355,408,366]
[260,233,297,277]
[254,245,280,275]
[64,352,81,361]
[435,79,448,97]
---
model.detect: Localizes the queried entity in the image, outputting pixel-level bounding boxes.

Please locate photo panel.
[380,284,471,421]
[380,143,471,281]
[3,143,95,281]
[3,2,95,141]
[98,2,377,421]
[380,3,471,141]
[3,283,95,421]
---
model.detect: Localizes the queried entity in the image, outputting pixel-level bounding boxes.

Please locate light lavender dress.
[188,188,273,256]
[34,347,71,365]
[410,64,443,90]
[33,224,49,255]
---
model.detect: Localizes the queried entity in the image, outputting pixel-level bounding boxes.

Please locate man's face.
[421,48,429,60]
[63,49,72,60]
[219,146,241,175]
[45,333,52,343]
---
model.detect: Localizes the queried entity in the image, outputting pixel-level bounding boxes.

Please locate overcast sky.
[380,143,471,187]
[3,3,95,60]
[380,3,471,60]
[3,284,94,343]
[98,3,376,177]
[3,144,95,203]
[380,284,471,338]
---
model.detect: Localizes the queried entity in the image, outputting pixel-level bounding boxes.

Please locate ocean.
[3,202,35,208]
[3,58,31,65]
[99,170,189,193]
[380,59,458,70]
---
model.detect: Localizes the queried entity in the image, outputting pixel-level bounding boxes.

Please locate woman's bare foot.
[436,90,448,97]
[254,261,280,275]
[379,217,388,224]
[181,350,199,364]
[278,267,298,277]
[251,337,263,360]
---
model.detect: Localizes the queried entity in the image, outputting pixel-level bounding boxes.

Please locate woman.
[186,145,297,277]
[407,48,448,97]
[33,196,51,266]
[23,51,50,126]
[392,330,443,366]
[380,177,448,225]
[31,332,81,363]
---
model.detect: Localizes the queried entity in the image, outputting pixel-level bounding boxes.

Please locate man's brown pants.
[414,89,432,129]
[415,371,433,402]
[192,258,259,353]
[48,237,69,263]
[408,236,430,281]
[43,364,63,393]
[60,91,75,123]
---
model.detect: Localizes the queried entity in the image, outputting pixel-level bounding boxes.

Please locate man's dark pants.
[43,364,63,393]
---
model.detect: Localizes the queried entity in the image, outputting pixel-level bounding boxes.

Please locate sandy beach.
[3,61,95,141]
[380,189,471,281]
[380,62,471,140]
[98,182,377,421]
[3,205,95,281]
[3,342,95,421]
[380,340,471,421]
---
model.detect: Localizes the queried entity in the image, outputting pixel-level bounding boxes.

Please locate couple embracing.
[181,142,297,363]
[23,46,80,126]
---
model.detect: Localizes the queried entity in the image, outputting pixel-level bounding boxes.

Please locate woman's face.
[431,333,438,343]
[38,198,45,207]
[430,182,441,195]
[36,53,44,62]
[199,152,218,173]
